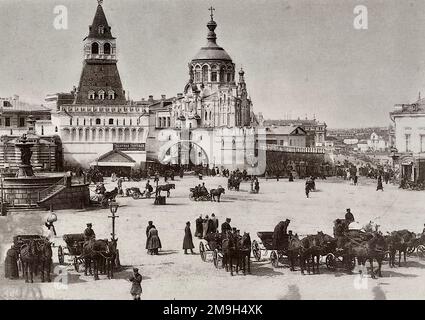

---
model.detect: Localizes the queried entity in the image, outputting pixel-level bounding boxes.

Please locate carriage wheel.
[213,249,219,268]
[270,251,279,267]
[199,242,206,262]
[251,240,261,261]
[325,254,336,270]
[58,245,65,265]
[417,245,425,258]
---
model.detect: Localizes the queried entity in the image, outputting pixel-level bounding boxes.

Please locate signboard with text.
[113,143,145,151]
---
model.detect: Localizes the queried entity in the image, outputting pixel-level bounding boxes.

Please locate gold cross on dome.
[209,6,215,20]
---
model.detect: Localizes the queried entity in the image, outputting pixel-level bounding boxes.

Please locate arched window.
[109,118,114,125]
[220,67,225,82]
[209,111,212,120]
[69,119,72,126]
[88,90,95,100]
[55,126,58,133]
[195,66,201,82]
[104,43,111,54]
[202,65,208,83]
[205,111,208,120]
[98,90,105,100]
[108,90,115,100]
[91,42,99,54]
[96,118,101,125]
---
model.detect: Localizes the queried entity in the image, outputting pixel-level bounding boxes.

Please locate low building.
[0,95,51,136]
[263,125,306,147]
[390,98,425,182]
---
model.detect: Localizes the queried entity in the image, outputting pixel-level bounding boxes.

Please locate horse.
[386,230,416,267]
[210,187,225,202]
[235,232,251,275]
[345,232,387,278]
[222,231,237,276]
[97,239,119,279]
[82,239,110,280]
[300,231,333,274]
[36,238,52,282]
[19,239,38,283]
[156,184,175,197]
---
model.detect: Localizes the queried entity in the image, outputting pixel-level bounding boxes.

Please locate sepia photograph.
[0,0,425,306]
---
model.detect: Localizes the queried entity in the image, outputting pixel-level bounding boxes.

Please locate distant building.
[390,97,425,182]
[367,132,388,152]
[263,125,306,147]
[0,95,51,136]
[263,118,326,147]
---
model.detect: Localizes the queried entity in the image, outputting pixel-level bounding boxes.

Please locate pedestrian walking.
[129,268,142,300]
[183,222,195,254]
[195,215,203,238]
[146,226,162,255]
[4,244,19,279]
[377,175,384,191]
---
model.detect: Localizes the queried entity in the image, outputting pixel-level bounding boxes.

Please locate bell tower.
[74,1,126,105]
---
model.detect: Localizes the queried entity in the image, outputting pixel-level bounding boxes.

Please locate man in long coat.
[183,221,195,254]
[272,220,290,249]
[202,215,210,238]
[195,215,203,238]
[210,213,219,233]
[221,218,232,234]
[129,268,142,300]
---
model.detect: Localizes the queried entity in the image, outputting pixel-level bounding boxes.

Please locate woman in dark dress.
[129,268,142,300]
[4,245,19,279]
[146,226,162,255]
[377,175,384,191]
[183,221,195,254]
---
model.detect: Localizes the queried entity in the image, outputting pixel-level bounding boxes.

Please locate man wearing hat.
[129,267,142,300]
[221,218,232,234]
[345,208,354,225]
[84,223,96,241]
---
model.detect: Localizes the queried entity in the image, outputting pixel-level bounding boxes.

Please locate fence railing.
[38,176,66,202]
[259,144,326,154]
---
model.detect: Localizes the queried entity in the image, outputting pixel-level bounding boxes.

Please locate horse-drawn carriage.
[13,234,53,283]
[251,232,290,268]
[199,232,251,275]
[189,187,211,201]
[125,187,152,199]
[227,176,241,191]
[58,233,120,280]
[90,187,118,208]
[58,233,86,272]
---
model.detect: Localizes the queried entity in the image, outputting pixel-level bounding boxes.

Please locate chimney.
[161,94,166,100]
[148,95,154,102]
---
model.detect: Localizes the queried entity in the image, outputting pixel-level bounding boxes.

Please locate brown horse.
[19,240,37,283]
[345,232,387,278]
[235,232,251,275]
[83,239,110,280]
[386,230,416,267]
[36,238,52,282]
[210,187,225,202]
[222,231,236,276]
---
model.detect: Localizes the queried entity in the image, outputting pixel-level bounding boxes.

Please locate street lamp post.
[108,201,119,241]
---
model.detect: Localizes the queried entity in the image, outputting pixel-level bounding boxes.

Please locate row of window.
[88,90,115,100]
[194,69,233,83]
[69,118,138,126]
[404,134,425,152]
[0,117,28,127]
[65,106,141,113]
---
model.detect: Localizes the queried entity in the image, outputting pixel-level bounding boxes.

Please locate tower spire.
[209,6,215,20]
[206,7,218,45]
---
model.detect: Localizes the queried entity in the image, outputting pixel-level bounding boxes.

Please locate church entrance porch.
[90,149,137,178]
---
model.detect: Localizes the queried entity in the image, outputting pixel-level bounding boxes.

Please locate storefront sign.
[113,143,145,151]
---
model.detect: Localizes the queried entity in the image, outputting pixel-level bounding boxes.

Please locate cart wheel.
[417,245,425,258]
[199,242,206,262]
[251,240,261,261]
[270,251,278,267]
[325,254,336,270]
[58,245,64,265]
[213,249,219,268]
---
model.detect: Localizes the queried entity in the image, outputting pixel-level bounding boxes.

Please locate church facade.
[44,2,149,173]
[147,10,261,171]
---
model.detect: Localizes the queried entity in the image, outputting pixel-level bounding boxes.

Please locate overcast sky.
[1,0,425,128]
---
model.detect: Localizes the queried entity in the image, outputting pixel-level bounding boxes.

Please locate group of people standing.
[195,214,219,239]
